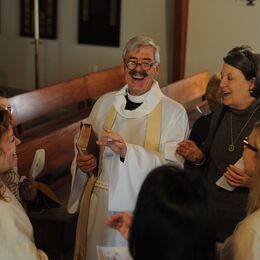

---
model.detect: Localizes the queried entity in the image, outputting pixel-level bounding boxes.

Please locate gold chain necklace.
[229,105,259,152]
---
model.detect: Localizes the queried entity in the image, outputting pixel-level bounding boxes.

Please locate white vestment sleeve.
[67,135,88,214]
[164,141,186,167]
[67,157,87,214]
[108,144,162,212]
[162,100,189,167]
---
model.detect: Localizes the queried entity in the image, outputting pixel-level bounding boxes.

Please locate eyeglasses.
[243,137,258,152]
[124,60,157,71]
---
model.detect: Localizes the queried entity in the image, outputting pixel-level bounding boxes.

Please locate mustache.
[129,70,148,78]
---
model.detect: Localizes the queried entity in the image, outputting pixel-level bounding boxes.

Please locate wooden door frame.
[172,0,189,81]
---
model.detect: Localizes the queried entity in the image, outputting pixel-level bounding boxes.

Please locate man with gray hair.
[68,35,189,260]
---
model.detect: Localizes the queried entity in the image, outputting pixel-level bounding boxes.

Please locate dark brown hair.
[223,45,260,98]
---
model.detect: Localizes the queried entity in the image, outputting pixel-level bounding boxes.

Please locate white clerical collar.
[113,80,163,118]
[127,90,149,103]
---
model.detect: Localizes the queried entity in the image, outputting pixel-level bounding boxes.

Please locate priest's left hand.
[97,127,127,158]
[224,165,251,188]
[77,154,97,175]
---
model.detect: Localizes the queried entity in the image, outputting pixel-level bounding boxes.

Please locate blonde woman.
[221,121,260,259]
[0,96,37,204]
[0,108,47,259]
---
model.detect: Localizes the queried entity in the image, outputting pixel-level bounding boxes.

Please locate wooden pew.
[161,70,209,109]
[161,70,210,126]
[16,121,79,190]
[9,66,125,136]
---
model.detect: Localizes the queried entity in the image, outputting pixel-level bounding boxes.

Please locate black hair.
[223,45,260,98]
[128,165,216,260]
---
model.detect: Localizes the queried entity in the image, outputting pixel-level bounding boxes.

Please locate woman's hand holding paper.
[224,165,251,188]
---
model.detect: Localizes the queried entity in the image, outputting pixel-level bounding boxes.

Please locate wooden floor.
[29,183,77,260]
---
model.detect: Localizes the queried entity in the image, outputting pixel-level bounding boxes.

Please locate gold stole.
[74,100,162,260]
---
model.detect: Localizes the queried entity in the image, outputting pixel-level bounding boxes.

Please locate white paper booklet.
[30,149,45,178]
[96,246,132,260]
[20,149,45,182]
[216,157,244,192]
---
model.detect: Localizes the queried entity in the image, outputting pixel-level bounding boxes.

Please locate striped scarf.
[1,167,21,202]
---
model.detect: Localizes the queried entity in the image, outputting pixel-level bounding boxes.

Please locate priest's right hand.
[77,154,97,174]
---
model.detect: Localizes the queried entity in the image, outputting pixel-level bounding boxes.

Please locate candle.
[34,0,39,40]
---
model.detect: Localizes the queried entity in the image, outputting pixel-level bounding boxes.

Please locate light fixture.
[244,0,256,6]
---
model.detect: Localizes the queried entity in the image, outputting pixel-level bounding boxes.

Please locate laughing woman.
[177,46,260,242]
[0,108,47,259]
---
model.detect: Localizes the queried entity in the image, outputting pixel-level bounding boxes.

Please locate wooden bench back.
[9,66,125,127]
[17,121,79,189]
[161,71,209,107]
[9,77,87,126]
[84,65,125,98]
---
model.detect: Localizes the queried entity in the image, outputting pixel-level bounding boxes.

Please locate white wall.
[186,0,260,77]
[3,1,260,92]
[0,0,168,91]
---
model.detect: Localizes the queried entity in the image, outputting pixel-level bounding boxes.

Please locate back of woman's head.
[223,45,260,98]
[206,73,222,112]
[129,165,216,260]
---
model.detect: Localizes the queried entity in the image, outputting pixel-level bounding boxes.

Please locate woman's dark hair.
[223,45,260,98]
[128,165,216,260]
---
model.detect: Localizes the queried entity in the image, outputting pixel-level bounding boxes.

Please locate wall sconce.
[244,0,256,5]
